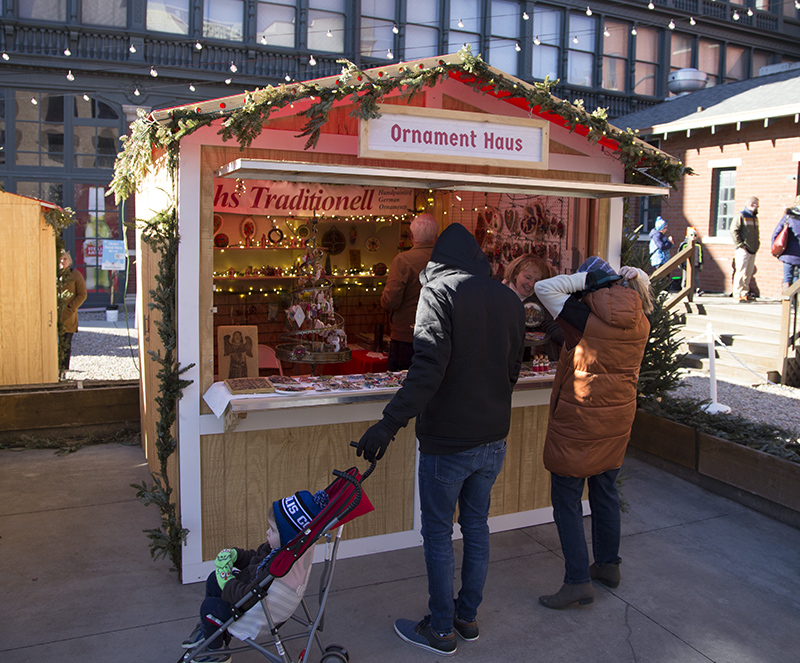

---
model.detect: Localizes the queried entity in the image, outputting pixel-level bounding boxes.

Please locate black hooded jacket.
[381,223,525,455]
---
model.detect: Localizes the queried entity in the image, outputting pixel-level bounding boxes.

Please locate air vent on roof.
[667,68,708,95]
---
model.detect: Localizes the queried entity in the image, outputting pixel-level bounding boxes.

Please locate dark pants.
[200,572,232,649]
[550,469,621,585]
[60,332,74,372]
[387,339,414,371]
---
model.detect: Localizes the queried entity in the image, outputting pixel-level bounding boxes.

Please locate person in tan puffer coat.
[59,250,87,377]
[534,257,652,610]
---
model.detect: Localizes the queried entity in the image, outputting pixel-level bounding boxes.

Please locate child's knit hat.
[577,256,616,276]
[655,217,668,231]
[272,490,329,547]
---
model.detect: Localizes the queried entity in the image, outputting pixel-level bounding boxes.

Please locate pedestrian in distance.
[678,227,704,295]
[380,213,439,371]
[58,249,87,379]
[731,196,760,302]
[648,217,673,269]
[772,195,800,291]
[534,257,653,610]
[355,222,525,656]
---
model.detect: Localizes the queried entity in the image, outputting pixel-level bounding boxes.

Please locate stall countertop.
[203,373,554,419]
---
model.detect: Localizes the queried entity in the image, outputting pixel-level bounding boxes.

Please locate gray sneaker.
[191,651,231,663]
[454,613,479,641]
[182,622,203,649]
[394,615,457,655]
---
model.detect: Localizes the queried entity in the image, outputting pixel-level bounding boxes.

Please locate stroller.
[180,457,376,663]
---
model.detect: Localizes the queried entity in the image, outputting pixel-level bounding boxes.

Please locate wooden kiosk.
[132,53,673,584]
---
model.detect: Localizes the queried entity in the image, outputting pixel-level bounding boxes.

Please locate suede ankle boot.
[538,582,594,609]
[590,561,621,588]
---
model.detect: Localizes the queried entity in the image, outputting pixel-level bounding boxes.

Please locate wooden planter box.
[697,433,800,513]
[629,409,800,517]
[629,409,697,469]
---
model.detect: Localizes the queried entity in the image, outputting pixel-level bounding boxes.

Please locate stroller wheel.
[324,644,349,661]
[320,653,348,663]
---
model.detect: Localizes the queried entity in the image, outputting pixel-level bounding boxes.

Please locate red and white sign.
[360,106,549,170]
[213,180,413,217]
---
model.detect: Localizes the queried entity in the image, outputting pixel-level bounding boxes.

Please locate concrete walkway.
[2,443,799,663]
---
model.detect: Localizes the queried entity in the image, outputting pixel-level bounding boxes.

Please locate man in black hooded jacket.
[356,223,525,656]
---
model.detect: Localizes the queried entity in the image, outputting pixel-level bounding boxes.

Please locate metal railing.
[778,279,800,386]
[649,240,697,311]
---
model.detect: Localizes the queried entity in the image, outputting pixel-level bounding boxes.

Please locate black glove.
[356,418,397,462]
[584,269,621,292]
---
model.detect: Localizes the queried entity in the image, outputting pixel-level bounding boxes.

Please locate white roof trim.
[215,159,669,199]
[644,102,800,135]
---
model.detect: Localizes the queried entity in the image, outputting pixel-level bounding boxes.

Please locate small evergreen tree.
[620,207,686,401]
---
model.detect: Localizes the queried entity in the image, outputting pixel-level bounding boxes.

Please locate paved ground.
[2,443,799,663]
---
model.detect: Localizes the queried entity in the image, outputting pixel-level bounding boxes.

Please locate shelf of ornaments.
[213,274,386,281]
[214,245,308,251]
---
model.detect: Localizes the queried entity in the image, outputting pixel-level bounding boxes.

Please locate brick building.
[615,64,800,298]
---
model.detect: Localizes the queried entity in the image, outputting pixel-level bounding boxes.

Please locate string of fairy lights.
[2,1,794,104]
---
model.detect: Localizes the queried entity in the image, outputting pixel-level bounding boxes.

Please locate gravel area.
[67,310,800,436]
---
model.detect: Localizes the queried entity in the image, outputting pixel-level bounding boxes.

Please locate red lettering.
[391,124,401,142]
[515,138,523,151]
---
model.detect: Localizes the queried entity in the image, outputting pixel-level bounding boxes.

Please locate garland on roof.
[110,46,689,203]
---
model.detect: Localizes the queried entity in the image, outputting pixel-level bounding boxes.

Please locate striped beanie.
[272,490,329,547]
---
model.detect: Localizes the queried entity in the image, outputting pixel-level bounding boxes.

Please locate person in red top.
[380,213,439,370]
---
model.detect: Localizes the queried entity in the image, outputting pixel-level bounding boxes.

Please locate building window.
[257,0,297,48]
[639,195,662,235]
[73,184,122,296]
[404,0,440,59]
[147,0,190,34]
[713,168,737,235]
[567,13,595,87]
[669,32,693,72]
[725,44,746,83]
[449,0,481,54]
[532,7,561,82]
[361,0,397,59]
[752,49,770,76]
[601,20,628,92]
[82,0,127,27]
[15,92,65,168]
[698,38,720,87]
[0,96,5,166]
[308,0,346,53]
[203,0,244,40]
[19,0,66,21]
[633,27,658,96]
[488,0,521,76]
[17,181,64,206]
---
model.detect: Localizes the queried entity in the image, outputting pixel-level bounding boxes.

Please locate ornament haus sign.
[214,179,413,217]
[360,106,549,170]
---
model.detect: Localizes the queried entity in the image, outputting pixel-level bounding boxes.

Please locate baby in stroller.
[182,489,330,663]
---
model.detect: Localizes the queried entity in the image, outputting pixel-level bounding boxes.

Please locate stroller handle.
[349,441,377,481]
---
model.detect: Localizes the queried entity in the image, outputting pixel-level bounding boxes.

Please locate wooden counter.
[184,378,555,583]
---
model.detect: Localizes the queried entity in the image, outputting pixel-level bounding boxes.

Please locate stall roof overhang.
[216,159,669,200]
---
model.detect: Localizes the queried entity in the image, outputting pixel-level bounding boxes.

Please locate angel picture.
[223,330,254,379]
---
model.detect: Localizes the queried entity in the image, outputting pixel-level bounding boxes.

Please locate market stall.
[129,52,677,583]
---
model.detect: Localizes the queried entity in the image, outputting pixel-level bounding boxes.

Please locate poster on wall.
[101,240,126,271]
[213,180,414,218]
[217,325,258,380]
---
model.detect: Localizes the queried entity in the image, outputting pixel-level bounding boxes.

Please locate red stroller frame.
[180,460,375,663]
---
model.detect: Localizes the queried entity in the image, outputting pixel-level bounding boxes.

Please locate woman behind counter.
[503,253,564,361]
[59,250,87,379]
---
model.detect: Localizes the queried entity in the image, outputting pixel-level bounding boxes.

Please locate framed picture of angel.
[217,325,258,380]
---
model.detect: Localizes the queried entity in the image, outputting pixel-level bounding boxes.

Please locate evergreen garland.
[110,47,690,205]
[130,207,193,575]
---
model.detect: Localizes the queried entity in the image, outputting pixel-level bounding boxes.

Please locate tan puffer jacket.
[543,284,650,478]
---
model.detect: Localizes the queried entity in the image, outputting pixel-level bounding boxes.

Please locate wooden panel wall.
[200,404,551,560]
[0,192,57,385]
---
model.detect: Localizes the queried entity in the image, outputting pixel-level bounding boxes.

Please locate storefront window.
[404,0,439,59]
[601,20,628,92]
[308,0,346,52]
[204,0,244,40]
[488,0,521,76]
[713,168,737,236]
[16,181,63,207]
[19,0,66,21]
[633,27,658,97]
[531,7,561,82]
[147,0,190,34]
[257,0,297,48]
[73,184,121,296]
[81,0,127,27]
[361,0,397,58]
[567,14,595,87]
[698,38,720,88]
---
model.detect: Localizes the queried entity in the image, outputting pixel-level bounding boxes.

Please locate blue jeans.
[200,572,231,648]
[550,469,621,585]
[783,262,799,286]
[418,440,506,634]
